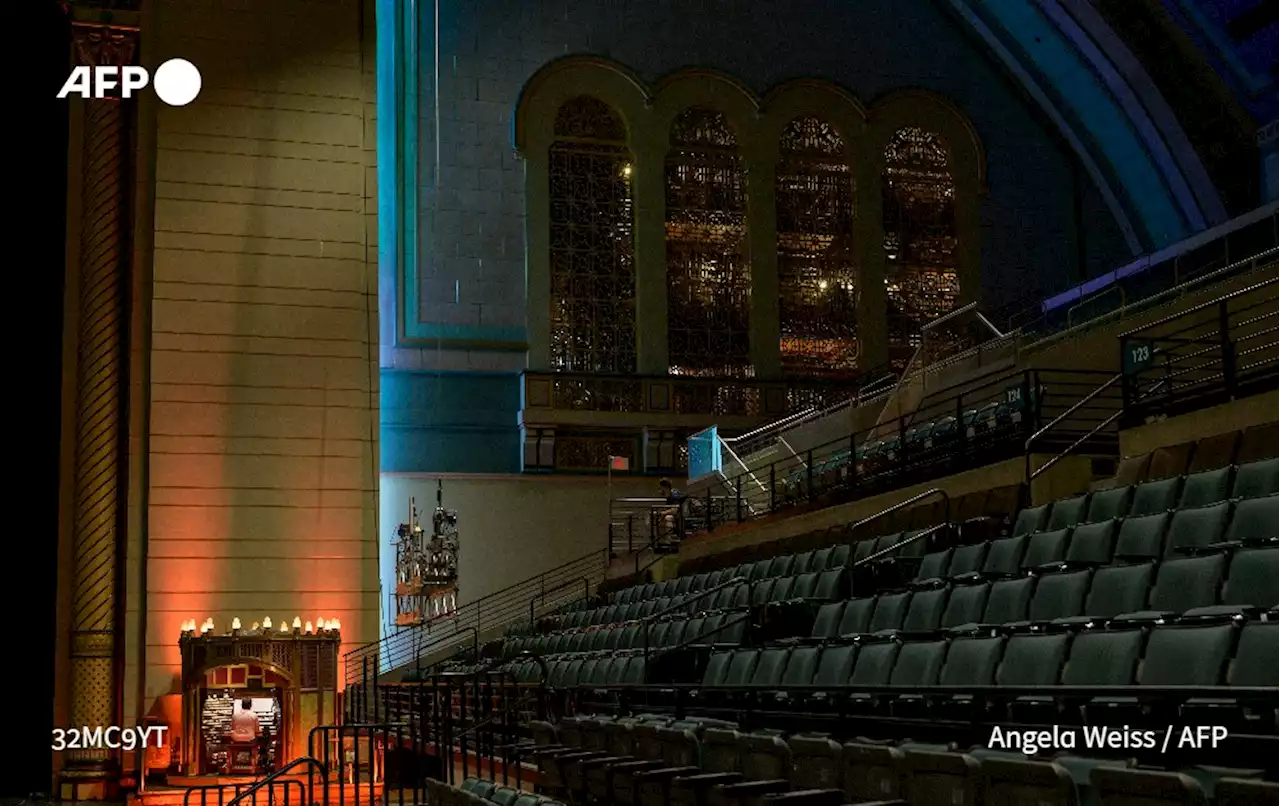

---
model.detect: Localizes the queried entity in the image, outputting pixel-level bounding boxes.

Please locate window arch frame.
[865,89,986,373]
[516,63,986,381]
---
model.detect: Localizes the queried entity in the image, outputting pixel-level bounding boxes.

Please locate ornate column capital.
[70,24,139,70]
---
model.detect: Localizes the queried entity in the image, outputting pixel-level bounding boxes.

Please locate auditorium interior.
[29,0,1280,804]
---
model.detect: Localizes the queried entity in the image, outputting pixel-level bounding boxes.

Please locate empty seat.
[849,641,900,686]
[1236,421,1279,464]
[1113,512,1170,561]
[946,542,989,578]
[1079,562,1154,621]
[1178,468,1232,508]
[887,640,947,688]
[941,583,990,629]
[1061,629,1143,686]
[868,591,912,634]
[1165,501,1231,555]
[899,586,948,634]
[1063,519,1118,566]
[1222,494,1279,545]
[836,597,875,637]
[938,635,1004,688]
[812,644,857,690]
[1129,477,1181,516]
[1113,453,1152,488]
[1046,495,1089,531]
[980,536,1028,577]
[980,577,1034,626]
[1021,528,1072,570]
[1231,621,1278,687]
[1090,768,1207,806]
[1012,505,1049,537]
[808,602,846,641]
[1222,547,1279,610]
[1138,623,1234,686]
[1086,486,1133,523]
[1147,442,1195,480]
[996,633,1069,686]
[1147,553,1227,614]
[1216,778,1280,806]
[914,549,953,585]
[1233,458,1278,500]
[1025,569,1091,624]
[1189,431,1241,472]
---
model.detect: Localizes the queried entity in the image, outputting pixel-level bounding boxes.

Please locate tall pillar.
[63,16,137,784]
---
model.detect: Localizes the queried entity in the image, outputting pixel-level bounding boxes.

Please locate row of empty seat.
[530,711,1278,806]
[425,778,563,806]
[1108,423,1279,488]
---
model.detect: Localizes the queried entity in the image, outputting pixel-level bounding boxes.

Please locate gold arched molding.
[864,87,986,313]
[758,79,869,165]
[649,69,761,149]
[514,58,987,374]
[514,55,651,155]
[866,87,987,193]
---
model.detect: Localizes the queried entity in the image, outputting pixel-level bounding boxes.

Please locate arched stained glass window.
[664,106,752,378]
[548,96,636,374]
[776,115,858,378]
[881,126,960,371]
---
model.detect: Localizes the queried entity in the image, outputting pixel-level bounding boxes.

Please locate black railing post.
[1220,299,1237,398]
[806,449,814,501]
[361,659,369,723]
[705,485,713,532]
[769,463,776,512]
[848,430,857,491]
[735,476,743,523]
[1023,369,1035,435]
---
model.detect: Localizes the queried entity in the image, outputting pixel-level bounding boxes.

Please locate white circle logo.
[153,58,202,106]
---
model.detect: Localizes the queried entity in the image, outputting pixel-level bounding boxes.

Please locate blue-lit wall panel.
[380,371,522,474]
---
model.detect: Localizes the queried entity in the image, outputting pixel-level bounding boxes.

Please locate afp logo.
[57,58,202,106]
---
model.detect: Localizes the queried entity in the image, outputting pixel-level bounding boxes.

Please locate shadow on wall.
[378,474,658,635]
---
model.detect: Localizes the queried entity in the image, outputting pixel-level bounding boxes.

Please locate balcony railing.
[1120,276,1278,426]
[681,367,1120,534]
[522,371,874,420]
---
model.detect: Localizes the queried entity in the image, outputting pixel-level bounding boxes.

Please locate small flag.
[609,455,630,471]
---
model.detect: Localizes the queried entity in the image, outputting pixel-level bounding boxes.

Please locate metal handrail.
[347,547,607,676]
[640,575,749,659]
[225,757,328,806]
[846,488,951,535]
[1025,373,1122,452]
[1119,274,1279,338]
[1029,409,1125,483]
[529,577,591,626]
[850,522,949,568]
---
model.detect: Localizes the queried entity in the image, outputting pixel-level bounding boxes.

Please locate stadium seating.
[494,444,1280,805]
[424,777,566,806]
[391,424,1280,806]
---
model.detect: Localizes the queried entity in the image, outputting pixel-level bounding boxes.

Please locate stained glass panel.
[776,116,858,378]
[665,107,753,378]
[881,126,960,371]
[549,96,636,374]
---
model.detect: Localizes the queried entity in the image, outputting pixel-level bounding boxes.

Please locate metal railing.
[1120,276,1279,426]
[608,497,684,557]
[683,367,1109,534]
[345,547,609,679]
[1025,372,1126,485]
[373,667,543,792]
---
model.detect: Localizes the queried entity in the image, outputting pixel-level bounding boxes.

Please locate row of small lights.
[181,616,342,635]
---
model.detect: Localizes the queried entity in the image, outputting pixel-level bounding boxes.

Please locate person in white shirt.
[228,699,260,744]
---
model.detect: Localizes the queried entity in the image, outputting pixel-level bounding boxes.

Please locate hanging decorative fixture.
[393,481,459,626]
